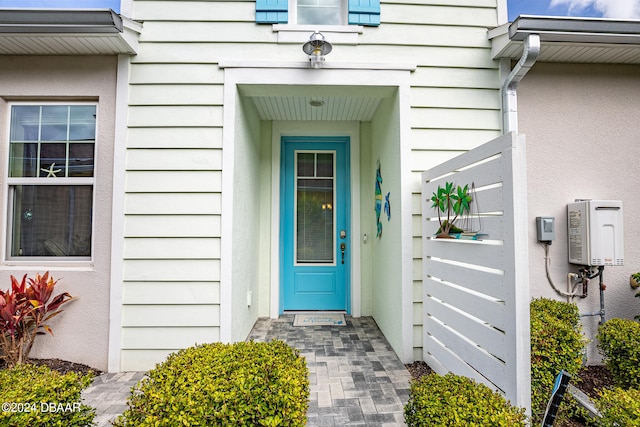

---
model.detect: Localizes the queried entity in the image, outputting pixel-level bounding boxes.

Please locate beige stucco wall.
[0,56,117,371]
[519,62,640,363]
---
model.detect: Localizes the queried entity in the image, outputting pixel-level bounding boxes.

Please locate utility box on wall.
[568,200,624,266]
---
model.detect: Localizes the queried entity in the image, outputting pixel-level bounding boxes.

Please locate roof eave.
[0,9,141,55]
[489,15,640,64]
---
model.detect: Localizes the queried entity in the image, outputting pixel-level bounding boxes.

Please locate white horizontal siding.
[123,281,220,304]
[409,150,465,172]
[130,63,224,84]
[122,327,220,349]
[123,259,221,281]
[123,304,220,327]
[121,349,177,371]
[127,148,222,170]
[124,215,221,237]
[411,108,501,131]
[128,106,223,127]
[413,67,500,89]
[411,88,500,110]
[384,5,497,27]
[124,237,221,259]
[127,127,222,148]
[129,85,224,106]
[411,129,502,151]
[125,193,222,214]
[126,171,222,192]
[133,1,254,21]
[360,24,491,48]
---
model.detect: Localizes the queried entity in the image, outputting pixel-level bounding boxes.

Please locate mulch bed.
[27,358,103,376]
[405,361,614,427]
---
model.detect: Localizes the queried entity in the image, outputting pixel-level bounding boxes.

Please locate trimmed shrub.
[596,387,640,426]
[114,341,309,427]
[0,363,95,427]
[530,298,585,422]
[404,373,526,426]
[597,317,640,389]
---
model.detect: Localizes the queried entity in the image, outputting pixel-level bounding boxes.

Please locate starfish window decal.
[41,163,62,177]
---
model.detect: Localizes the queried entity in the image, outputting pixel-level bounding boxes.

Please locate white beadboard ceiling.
[241,85,394,121]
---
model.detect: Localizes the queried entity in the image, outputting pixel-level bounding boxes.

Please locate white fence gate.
[421,132,531,413]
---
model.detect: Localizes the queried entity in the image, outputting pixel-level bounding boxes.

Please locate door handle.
[340,243,346,264]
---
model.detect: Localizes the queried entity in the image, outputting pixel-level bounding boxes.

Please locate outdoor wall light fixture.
[303,31,332,69]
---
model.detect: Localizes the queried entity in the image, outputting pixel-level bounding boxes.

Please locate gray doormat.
[293,313,346,326]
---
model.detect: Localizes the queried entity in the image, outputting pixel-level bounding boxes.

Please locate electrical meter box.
[567,200,623,266]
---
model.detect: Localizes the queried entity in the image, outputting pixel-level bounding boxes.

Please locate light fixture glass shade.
[303,31,332,68]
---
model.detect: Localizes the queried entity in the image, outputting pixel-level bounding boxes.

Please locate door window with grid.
[7,104,96,259]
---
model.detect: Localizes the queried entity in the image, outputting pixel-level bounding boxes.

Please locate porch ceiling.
[240,85,394,121]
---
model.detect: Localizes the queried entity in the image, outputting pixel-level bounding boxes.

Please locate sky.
[508,0,640,21]
[0,0,120,12]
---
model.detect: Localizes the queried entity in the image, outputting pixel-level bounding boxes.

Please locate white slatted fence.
[421,132,531,413]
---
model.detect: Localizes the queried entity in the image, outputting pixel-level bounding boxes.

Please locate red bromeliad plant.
[0,272,74,368]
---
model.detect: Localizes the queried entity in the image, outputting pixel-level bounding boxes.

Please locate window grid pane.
[295,151,335,264]
[9,105,96,178]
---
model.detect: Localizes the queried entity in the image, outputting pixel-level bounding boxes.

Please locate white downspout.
[502,34,541,133]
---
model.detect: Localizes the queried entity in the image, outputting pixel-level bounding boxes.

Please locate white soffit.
[242,85,393,121]
[489,15,640,64]
[0,9,141,55]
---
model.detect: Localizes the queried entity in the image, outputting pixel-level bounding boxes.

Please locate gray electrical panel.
[536,216,555,242]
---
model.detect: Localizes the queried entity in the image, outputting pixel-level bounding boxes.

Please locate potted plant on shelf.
[430,182,472,239]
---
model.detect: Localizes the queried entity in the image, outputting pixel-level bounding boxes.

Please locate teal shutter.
[256,0,288,23]
[348,0,380,26]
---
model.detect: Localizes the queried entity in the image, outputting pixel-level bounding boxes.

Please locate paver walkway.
[82,315,411,427]
[81,371,146,427]
[248,315,412,426]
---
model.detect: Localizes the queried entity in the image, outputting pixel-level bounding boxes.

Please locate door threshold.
[284,310,347,314]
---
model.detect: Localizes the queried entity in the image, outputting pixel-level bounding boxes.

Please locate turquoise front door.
[281,137,350,312]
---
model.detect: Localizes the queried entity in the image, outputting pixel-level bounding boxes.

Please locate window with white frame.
[291,0,346,25]
[7,103,96,259]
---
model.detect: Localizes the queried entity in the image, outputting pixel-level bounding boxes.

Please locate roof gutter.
[0,9,123,33]
[502,33,541,133]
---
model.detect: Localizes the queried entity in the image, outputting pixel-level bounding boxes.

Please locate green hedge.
[0,364,95,427]
[596,387,640,426]
[530,298,585,423]
[404,373,526,426]
[597,318,640,390]
[114,341,309,427]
